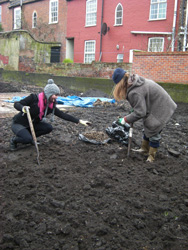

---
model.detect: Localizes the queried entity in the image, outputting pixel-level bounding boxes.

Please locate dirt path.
[0,81,188,250]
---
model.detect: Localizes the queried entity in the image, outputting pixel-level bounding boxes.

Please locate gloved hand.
[118,117,126,125]
[79,120,92,126]
[22,106,30,113]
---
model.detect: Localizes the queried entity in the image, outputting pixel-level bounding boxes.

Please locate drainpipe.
[179,0,185,50]
[181,0,185,28]
[20,0,23,29]
[99,0,104,61]
[171,0,178,51]
[183,0,188,51]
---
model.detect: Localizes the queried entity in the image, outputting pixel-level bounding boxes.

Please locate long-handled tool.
[25,106,40,165]
[127,123,133,157]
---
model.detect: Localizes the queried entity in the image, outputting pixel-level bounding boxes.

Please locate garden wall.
[132,51,188,84]
[35,51,188,84]
[35,61,132,79]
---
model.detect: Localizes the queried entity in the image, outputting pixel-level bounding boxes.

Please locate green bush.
[0,24,3,32]
[63,58,73,63]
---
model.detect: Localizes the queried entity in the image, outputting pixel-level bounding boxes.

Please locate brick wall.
[0,1,12,31]
[132,51,188,84]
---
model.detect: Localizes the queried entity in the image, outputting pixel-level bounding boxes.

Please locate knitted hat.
[112,68,127,84]
[44,79,60,101]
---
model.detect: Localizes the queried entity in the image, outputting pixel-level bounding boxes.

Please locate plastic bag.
[79,132,111,145]
[106,121,130,145]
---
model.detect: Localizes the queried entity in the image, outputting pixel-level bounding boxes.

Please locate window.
[0,6,2,23]
[115,3,123,25]
[117,54,124,63]
[149,0,167,20]
[32,11,37,28]
[49,0,58,23]
[148,37,164,52]
[14,7,21,29]
[86,0,97,27]
[84,40,96,63]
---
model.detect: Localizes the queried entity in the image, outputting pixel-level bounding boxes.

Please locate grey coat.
[125,74,177,138]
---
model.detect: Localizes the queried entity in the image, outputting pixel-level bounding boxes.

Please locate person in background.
[10,79,91,150]
[112,68,177,162]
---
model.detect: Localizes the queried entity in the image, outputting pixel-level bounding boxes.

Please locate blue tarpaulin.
[4,95,116,108]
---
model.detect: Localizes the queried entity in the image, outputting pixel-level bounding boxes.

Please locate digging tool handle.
[127,123,133,157]
[25,107,40,165]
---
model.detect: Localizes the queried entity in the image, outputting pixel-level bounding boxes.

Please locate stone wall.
[0,31,61,71]
[0,32,20,70]
[35,61,132,79]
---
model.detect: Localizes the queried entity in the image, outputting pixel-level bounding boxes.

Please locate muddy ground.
[0,81,188,250]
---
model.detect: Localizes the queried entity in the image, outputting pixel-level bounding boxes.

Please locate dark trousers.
[11,121,53,144]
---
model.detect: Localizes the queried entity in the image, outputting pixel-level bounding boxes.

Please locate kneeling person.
[10,79,90,150]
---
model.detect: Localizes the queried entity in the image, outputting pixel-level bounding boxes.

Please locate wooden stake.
[25,107,40,165]
[127,123,133,157]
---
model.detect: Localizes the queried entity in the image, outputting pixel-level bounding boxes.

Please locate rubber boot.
[146,147,157,162]
[132,140,149,154]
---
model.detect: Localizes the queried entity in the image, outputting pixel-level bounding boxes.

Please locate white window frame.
[148,37,164,52]
[149,0,167,20]
[49,0,58,24]
[32,11,37,28]
[14,7,21,29]
[84,40,96,63]
[117,54,124,63]
[0,6,2,23]
[85,0,97,27]
[115,3,123,26]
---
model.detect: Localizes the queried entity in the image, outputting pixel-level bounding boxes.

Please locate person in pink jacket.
[112,68,177,162]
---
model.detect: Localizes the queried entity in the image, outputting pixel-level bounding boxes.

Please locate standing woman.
[112,68,177,162]
[10,79,91,150]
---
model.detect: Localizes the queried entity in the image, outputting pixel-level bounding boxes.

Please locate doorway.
[66,38,74,61]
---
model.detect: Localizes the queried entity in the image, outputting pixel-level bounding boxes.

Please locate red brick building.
[0,0,10,31]
[0,0,67,62]
[66,0,187,63]
[0,0,187,64]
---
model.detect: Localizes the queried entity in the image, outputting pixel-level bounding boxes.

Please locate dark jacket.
[13,94,79,127]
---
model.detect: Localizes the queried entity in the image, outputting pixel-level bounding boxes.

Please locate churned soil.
[0,81,188,250]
